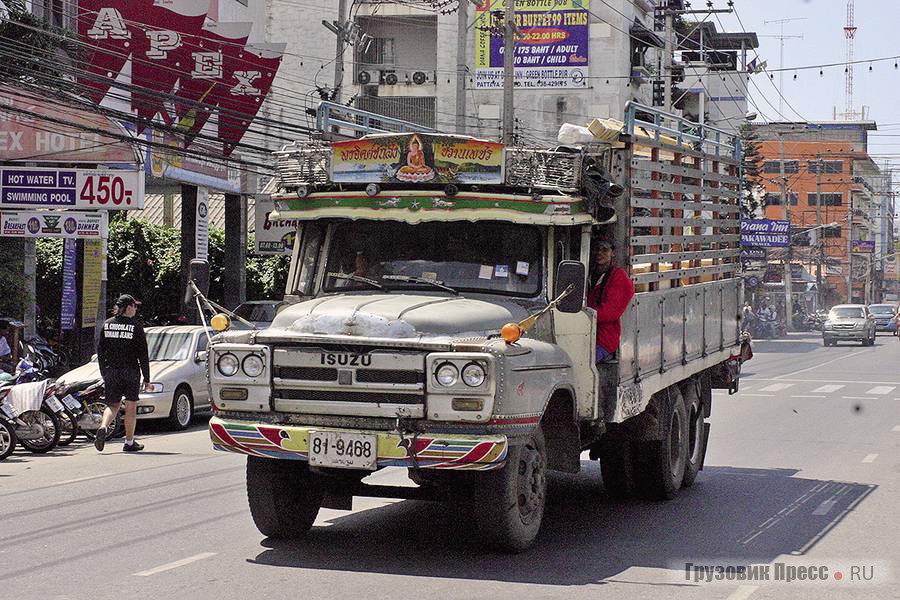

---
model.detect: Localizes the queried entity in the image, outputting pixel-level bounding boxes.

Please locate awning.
[631,21,664,48]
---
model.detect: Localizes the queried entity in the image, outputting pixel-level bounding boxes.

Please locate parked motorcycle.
[55,379,123,441]
[0,380,61,454]
[0,400,17,461]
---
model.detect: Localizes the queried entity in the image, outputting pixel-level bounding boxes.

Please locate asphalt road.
[1,332,898,600]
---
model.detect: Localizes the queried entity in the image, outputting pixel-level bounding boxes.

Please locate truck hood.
[262,294,531,340]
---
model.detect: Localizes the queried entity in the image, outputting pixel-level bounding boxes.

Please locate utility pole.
[455,0,468,135]
[815,158,824,308]
[779,139,794,329]
[322,0,349,103]
[663,9,674,112]
[502,0,515,145]
[761,17,806,116]
[847,194,853,302]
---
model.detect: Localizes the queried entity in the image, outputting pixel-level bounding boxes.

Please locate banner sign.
[0,167,144,210]
[255,197,299,255]
[82,240,103,329]
[331,133,504,184]
[851,240,875,254]
[78,1,284,157]
[0,211,108,240]
[0,88,141,164]
[195,187,209,260]
[740,247,768,261]
[740,219,790,247]
[474,0,589,90]
[61,239,77,331]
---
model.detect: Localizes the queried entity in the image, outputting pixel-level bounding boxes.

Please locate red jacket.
[586,265,635,354]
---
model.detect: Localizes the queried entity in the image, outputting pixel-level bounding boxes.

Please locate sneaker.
[123,440,144,452]
[94,427,107,452]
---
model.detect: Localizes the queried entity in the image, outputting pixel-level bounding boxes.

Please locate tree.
[0,0,75,82]
[739,122,763,218]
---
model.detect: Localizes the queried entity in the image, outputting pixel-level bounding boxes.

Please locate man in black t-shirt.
[95,294,151,452]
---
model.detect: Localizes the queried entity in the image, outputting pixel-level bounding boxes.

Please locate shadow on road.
[249,463,875,585]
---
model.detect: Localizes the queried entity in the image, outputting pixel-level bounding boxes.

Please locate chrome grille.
[831,324,855,330]
[274,389,423,405]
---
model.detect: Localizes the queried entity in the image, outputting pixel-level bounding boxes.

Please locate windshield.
[830,307,865,319]
[322,221,543,297]
[868,305,894,315]
[146,332,193,361]
[234,303,277,322]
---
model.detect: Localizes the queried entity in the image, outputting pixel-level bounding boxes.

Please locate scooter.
[0,380,61,454]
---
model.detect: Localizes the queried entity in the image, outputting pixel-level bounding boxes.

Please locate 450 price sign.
[0,167,145,210]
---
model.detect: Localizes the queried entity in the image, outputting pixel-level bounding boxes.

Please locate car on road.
[232,300,281,329]
[55,326,212,430]
[867,303,897,333]
[822,304,876,347]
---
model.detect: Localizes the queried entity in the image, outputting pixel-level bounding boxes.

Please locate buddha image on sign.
[396,134,435,182]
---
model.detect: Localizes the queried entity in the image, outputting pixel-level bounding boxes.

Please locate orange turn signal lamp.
[500,322,523,344]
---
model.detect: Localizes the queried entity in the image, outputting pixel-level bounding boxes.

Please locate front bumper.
[209,416,509,471]
[134,393,172,419]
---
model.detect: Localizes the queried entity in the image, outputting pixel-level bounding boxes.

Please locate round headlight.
[435,362,459,387]
[217,353,239,377]
[242,354,264,378]
[461,362,486,387]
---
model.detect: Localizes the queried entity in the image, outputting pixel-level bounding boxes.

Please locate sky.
[714,0,900,168]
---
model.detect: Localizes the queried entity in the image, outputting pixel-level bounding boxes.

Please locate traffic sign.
[0,167,144,210]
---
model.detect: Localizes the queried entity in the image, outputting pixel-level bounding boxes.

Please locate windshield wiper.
[382,275,459,295]
[326,272,386,291]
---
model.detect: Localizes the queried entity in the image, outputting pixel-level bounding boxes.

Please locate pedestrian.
[586,234,635,363]
[95,294,151,452]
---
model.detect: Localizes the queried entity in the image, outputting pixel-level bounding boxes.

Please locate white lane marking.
[790,395,826,399]
[55,473,112,485]
[749,378,900,385]
[773,348,873,379]
[811,384,844,393]
[866,386,894,395]
[726,585,759,600]
[862,454,878,463]
[759,383,794,392]
[842,396,877,401]
[132,552,217,577]
[812,500,837,516]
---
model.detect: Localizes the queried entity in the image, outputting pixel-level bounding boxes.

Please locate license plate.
[308,431,377,470]
[61,394,81,410]
[45,397,64,412]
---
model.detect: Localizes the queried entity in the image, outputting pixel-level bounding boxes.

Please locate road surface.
[1,332,897,599]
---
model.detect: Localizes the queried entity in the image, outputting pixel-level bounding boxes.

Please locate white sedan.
[56,326,212,430]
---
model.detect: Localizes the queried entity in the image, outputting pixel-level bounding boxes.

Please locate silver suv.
[823,304,876,346]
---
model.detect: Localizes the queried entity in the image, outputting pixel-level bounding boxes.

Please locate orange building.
[753,121,884,306]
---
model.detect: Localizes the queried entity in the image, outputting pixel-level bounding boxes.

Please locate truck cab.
[206,103,746,552]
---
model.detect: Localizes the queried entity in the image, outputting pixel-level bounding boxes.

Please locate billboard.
[474,0,589,90]
[331,134,504,184]
[1,211,108,240]
[77,1,284,187]
[740,219,790,247]
[255,197,299,255]
[0,167,144,210]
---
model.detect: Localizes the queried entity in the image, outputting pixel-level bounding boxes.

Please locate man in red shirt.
[586,237,635,363]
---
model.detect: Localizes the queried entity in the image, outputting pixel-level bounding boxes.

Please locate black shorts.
[104,369,141,404]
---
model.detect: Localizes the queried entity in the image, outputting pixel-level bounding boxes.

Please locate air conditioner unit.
[356,69,379,85]
[412,70,430,85]
[380,70,399,86]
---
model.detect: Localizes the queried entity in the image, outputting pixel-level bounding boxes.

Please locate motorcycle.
[55,379,123,441]
[0,399,17,461]
[0,380,61,454]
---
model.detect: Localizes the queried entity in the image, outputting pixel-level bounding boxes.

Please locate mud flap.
[699,422,711,470]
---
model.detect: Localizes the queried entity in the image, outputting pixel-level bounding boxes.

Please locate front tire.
[470,427,547,553]
[0,420,16,461]
[167,386,194,430]
[246,456,323,539]
[56,409,78,447]
[19,407,60,453]
[632,387,689,500]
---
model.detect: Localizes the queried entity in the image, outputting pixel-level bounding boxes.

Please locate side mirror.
[555,260,586,314]
[184,259,210,305]
[194,351,207,364]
